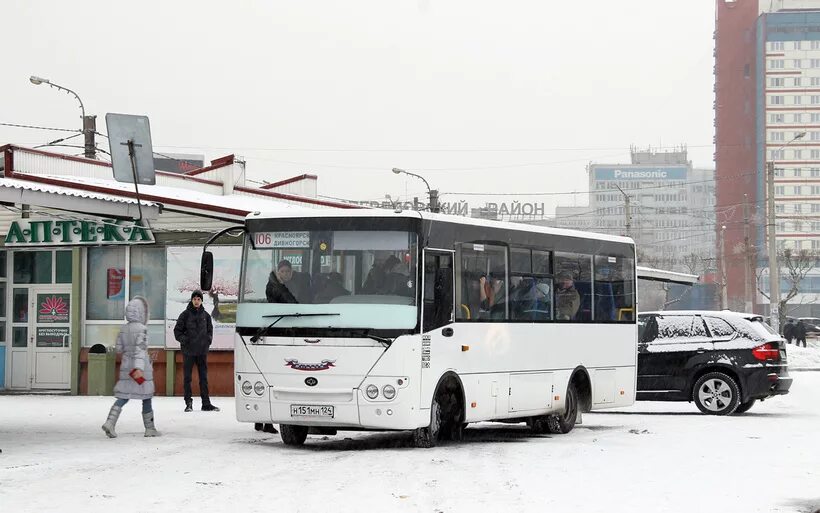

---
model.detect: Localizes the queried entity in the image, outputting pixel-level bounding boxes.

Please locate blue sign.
[593,166,688,181]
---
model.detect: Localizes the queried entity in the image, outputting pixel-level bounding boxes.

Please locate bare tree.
[757,249,819,331]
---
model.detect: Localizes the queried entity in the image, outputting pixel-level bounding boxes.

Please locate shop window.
[12,288,28,322]
[12,326,27,348]
[456,243,507,321]
[0,250,6,278]
[0,282,5,318]
[13,251,52,284]
[0,321,5,343]
[55,251,72,283]
[593,255,635,322]
[87,247,126,320]
[130,247,167,321]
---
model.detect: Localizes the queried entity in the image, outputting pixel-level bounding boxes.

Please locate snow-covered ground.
[2,372,819,513]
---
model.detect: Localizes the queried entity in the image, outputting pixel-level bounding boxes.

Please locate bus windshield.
[238,229,418,330]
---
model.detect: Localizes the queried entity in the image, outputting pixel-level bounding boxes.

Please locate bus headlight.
[366,384,379,399]
[241,381,253,395]
[382,384,396,400]
[254,381,265,396]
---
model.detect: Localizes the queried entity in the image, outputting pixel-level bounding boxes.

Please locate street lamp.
[392,167,439,213]
[766,130,805,333]
[29,75,96,159]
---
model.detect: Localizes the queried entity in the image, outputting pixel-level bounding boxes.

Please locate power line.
[0,122,80,133]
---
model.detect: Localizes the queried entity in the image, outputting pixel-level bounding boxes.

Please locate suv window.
[649,315,701,342]
[704,317,735,338]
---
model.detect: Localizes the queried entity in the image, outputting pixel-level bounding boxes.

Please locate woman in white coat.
[101,296,159,438]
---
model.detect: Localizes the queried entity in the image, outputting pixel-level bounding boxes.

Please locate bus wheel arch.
[546,367,589,435]
[413,371,466,447]
[570,366,592,413]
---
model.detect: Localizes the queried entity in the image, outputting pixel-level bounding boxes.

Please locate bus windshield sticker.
[608,256,617,263]
[253,231,310,249]
[473,244,484,252]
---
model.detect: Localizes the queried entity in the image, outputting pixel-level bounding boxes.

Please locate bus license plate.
[291,404,334,418]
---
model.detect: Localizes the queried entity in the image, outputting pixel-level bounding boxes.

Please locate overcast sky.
[1,1,715,215]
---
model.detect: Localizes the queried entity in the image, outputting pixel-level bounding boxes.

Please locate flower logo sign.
[37,294,70,323]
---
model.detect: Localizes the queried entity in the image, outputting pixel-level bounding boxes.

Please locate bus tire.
[280,424,309,446]
[528,416,550,434]
[413,396,441,448]
[547,382,578,434]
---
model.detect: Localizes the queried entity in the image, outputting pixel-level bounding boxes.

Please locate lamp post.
[392,167,439,212]
[766,130,805,333]
[29,75,96,159]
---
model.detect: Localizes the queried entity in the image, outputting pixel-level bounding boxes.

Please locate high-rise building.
[547,148,716,275]
[715,0,820,315]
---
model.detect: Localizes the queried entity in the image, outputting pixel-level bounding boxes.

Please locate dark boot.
[184,399,193,412]
[202,403,220,412]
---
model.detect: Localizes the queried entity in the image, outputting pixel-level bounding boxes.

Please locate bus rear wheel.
[547,382,578,434]
[280,424,309,446]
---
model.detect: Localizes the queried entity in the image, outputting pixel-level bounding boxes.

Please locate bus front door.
[419,249,456,411]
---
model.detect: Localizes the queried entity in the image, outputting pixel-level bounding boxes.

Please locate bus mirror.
[200,251,214,291]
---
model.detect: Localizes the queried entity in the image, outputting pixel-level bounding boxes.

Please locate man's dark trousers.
[183,353,210,405]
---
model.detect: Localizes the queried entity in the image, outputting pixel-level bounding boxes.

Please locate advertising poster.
[37,294,70,323]
[165,246,242,350]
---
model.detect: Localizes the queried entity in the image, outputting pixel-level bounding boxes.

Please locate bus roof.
[246,209,635,246]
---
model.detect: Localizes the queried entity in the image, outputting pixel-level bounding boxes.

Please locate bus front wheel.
[280,424,309,446]
[547,382,579,434]
[413,397,441,448]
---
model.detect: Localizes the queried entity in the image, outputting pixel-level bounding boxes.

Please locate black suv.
[637,311,792,415]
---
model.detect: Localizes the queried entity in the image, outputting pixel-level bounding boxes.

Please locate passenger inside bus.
[265,259,312,303]
[313,272,350,303]
[479,268,506,319]
[362,254,408,295]
[509,277,552,321]
[555,272,581,320]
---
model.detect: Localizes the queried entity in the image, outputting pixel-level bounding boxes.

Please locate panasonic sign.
[593,166,688,181]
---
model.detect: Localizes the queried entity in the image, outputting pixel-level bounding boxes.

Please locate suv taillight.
[752,342,780,362]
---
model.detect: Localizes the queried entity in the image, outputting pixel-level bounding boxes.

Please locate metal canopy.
[0,180,160,220]
[637,266,699,285]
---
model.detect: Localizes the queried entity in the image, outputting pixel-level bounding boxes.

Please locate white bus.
[201,210,638,447]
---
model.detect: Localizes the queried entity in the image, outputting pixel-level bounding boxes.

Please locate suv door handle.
[442,327,454,337]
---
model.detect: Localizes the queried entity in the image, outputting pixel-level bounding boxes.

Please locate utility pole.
[719,225,728,309]
[767,160,780,333]
[764,131,804,332]
[743,194,753,312]
[614,184,631,238]
[83,115,97,159]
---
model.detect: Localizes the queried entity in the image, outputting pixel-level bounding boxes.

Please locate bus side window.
[423,252,454,332]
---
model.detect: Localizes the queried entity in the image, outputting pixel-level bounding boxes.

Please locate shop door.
[29,286,72,389]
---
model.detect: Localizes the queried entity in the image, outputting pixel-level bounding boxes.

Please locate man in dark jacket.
[174,290,219,412]
[795,320,808,348]
[266,260,299,303]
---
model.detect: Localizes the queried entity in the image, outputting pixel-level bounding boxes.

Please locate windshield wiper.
[350,329,394,347]
[250,313,340,343]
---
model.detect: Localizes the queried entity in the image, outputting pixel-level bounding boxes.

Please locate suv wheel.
[734,399,755,414]
[693,372,740,415]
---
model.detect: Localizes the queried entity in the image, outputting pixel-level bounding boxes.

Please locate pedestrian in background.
[101,296,159,438]
[783,319,795,344]
[174,290,220,412]
[795,320,808,348]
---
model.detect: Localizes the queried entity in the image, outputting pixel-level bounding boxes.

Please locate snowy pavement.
[1,373,819,513]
